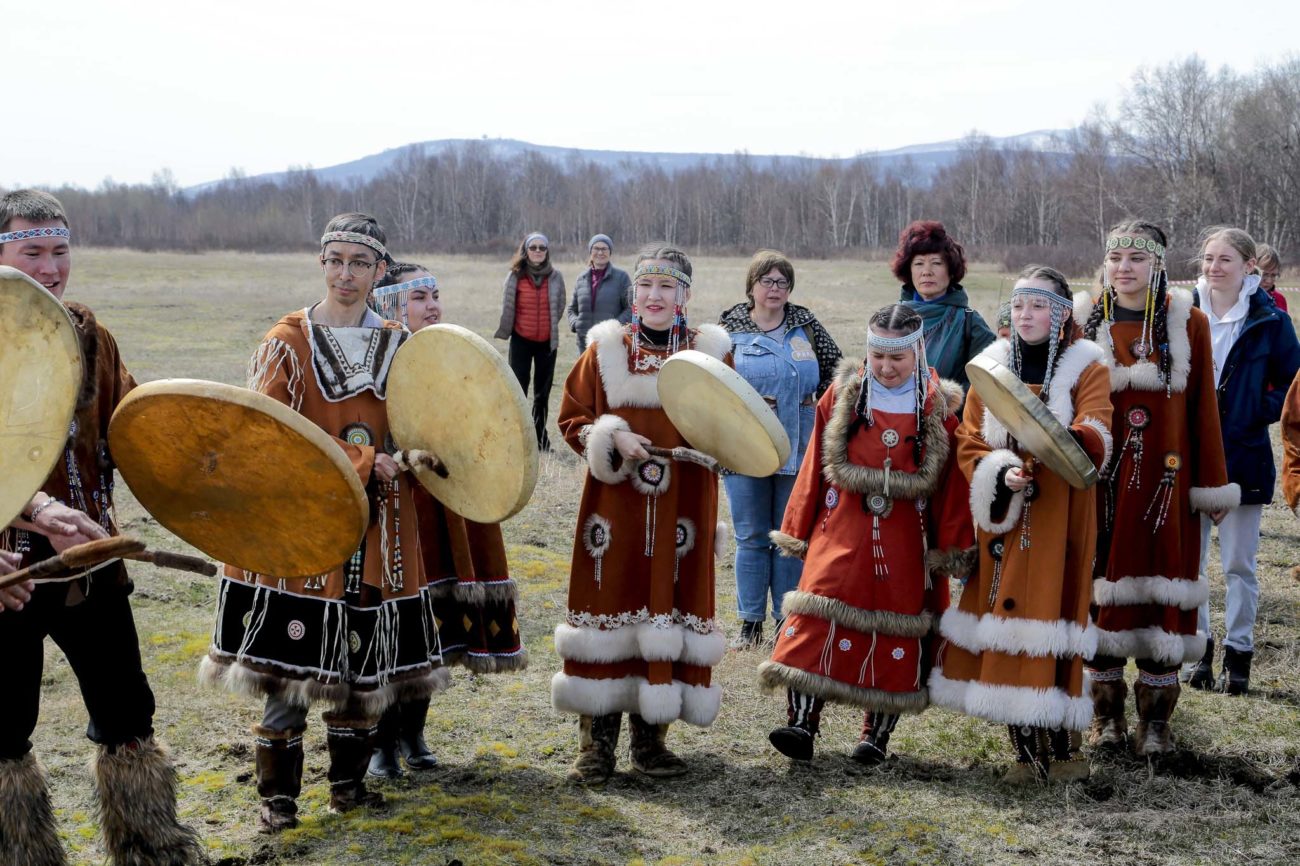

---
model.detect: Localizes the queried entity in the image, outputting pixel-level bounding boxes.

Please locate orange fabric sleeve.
[1282,371,1300,512]
[1068,363,1113,470]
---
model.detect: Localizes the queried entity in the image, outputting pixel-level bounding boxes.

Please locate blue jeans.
[723,472,803,624]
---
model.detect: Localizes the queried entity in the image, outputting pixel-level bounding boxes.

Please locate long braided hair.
[1083,220,1174,390]
[853,304,928,464]
[1011,264,1076,404]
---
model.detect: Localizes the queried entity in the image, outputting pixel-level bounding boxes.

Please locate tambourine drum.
[108,379,369,577]
[966,355,1098,490]
[387,324,538,524]
[657,350,792,477]
[0,267,83,527]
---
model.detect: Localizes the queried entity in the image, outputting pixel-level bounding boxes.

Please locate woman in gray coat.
[566,233,632,351]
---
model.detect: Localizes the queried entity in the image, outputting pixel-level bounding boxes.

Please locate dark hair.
[322,212,388,262]
[745,249,795,309]
[634,242,692,278]
[1014,264,1077,400]
[0,189,68,250]
[891,220,967,287]
[867,302,922,336]
[509,232,551,276]
[1083,219,1173,388]
[374,260,429,288]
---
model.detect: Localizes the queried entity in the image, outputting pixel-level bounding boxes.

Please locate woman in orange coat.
[1077,220,1237,756]
[552,243,730,784]
[933,266,1112,782]
[759,304,974,765]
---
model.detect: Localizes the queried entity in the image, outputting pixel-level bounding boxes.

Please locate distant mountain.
[185,130,1073,195]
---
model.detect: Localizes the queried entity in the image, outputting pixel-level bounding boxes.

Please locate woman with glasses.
[495,232,566,450]
[718,250,842,649]
[567,233,632,352]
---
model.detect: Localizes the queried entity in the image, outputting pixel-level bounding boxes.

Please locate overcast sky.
[5,0,1295,189]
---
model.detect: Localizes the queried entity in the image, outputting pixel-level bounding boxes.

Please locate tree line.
[16,55,1300,279]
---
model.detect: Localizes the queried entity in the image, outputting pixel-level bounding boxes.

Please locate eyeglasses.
[591,246,610,254]
[758,277,791,291]
[527,245,548,252]
[321,257,378,276]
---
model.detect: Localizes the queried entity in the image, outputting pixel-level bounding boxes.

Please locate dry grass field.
[28,250,1300,865]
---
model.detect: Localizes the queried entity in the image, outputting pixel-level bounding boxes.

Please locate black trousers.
[508,333,558,450]
[0,575,156,759]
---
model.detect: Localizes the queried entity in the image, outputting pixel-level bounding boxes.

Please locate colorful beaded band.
[320,230,387,259]
[633,264,692,287]
[1106,235,1165,258]
[867,326,924,350]
[1011,285,1074,310]
[372,275,437,298]
[0,226,70,243]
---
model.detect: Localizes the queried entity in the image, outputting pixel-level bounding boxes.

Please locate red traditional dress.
[759,360,973,713]
[551,318,731,726]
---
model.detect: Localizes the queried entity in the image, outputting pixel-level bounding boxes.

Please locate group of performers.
[3,187,1299,865]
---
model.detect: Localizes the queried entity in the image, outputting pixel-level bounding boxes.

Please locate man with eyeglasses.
[202,213,447,832]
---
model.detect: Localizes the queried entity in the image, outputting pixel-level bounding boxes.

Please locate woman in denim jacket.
[718,250,842,648]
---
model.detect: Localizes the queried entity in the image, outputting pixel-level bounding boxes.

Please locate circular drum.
[108,379,369,577]
[0,266,82,527]
[387,324,538,524]
[658,350,792,477]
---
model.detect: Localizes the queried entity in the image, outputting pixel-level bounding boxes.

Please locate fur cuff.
[926,545,977,581]
[928,669,1093,732]
[1092,574,1208,611]
[1189,483,1241,514]
[1075,415,1113,470]
[970,450,1024,534]
[585,414,634,484]
[1094,625,1206,666]
[679,682,722,727]
[92,738,205,865]
[769,530,809,560]
[0,752,64,866]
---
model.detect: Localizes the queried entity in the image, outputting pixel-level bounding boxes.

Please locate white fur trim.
[553,623,639,663]
[1094,625,1206,666]
[681,628,726,667]
[679,682,722,726]
[636,622,685,662]
[970,449,1024,534]
[939,608,1099,659]
[1075,415,1113,469]
[584,414,634,484]
[555,621,721,666]
[1189,483,1241,514]
[928,668,1093,731]
[590,320,660,409]
[1073,291,1094,329]
[691,323,732,361]
[1092,575,1208,610]
[1090,289,1193,394]
[551,671,640,716]
[975,339,1103,451]
[552,672,721,727]
[637,681,684,724]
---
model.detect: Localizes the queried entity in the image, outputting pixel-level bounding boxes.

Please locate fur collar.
[977,338,1105,449]
[64,302,100,411]
[1073,288,1193,394]
[820,358,961,497]
[588,320,730,409]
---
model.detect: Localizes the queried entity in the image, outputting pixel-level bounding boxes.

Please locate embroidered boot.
[1133,678,1180,757]
[1004,725,1045,783]
[850,711,900,767]
[1183,636,1214,690]
[1218,646,1253,696]
[397,697,439,770]
[324,713,386,813]
[629,714,689,778]
[769,689,821,761]
[92,737,205,864]
[1045,729,1090,782]
[1087,676,1128,749]
[0,753,67,866]
[568,713,621,785]
[255,725,305,833]
[367,705,404,780]
[728,620,763,651]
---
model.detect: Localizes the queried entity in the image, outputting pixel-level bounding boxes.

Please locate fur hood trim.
[589,320,730,409]
[976,338,1105,449]
[1078,288,1194,394]
[65,301,101,411]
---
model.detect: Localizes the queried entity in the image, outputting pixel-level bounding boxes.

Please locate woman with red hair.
[893,221,995,397]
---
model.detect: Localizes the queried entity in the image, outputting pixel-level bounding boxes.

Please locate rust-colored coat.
[550,319,731,727]
[1282,371,1300,513]
[1074,290,1237,667]
[758,361,974,714]
[932,339,1112,731]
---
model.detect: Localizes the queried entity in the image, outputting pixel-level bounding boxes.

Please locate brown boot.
[324,713,385,814]
[567,714,621,785]
[1046,729,1090,782]
[1004,725,1046,783]
[1133,678,1180,756]
[254,725,305,833]
[0,753,67,866]
[91,738,205,865]
[1087,676,1128,749]
[629,714,688,778]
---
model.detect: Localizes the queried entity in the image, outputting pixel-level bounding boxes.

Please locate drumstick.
[644,445,721,474]
[130,550,218,576]
[0,537,217,589]
[394,449,450,479]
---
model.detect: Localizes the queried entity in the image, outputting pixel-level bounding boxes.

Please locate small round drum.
[658,350,791,477]
[0,267,82,527]
[966,355,1098,490]
[108,379,369,577]
[387,324,538,524]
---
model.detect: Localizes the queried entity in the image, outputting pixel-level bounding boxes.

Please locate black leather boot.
[769,689,821,760]
[850,711,900,766]
[1218,646,1253,696]
[1184,636,1214,690]
[367,705,403,780]
[729,619,763,651]
[398,697,439,770]
[325,714,385,814]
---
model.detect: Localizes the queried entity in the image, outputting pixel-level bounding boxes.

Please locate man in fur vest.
[0,190,204,866]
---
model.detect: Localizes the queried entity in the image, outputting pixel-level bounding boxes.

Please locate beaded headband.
[372,275,437,299]
[0,226,70,244]
[867,326,924,350]
[1106,234,1165,258]
[633,264,692,288]
[1011,285,1073,310]
[320,230,387,259]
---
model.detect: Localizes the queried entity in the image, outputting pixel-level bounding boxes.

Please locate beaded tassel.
[644,494,657,558]
[1144,453,1181,530]
[389,480,404,592]
[629,298,641,370]
[986,537,1006,610]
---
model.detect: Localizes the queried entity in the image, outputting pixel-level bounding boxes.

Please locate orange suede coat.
[931,339,1112,731]
[1282,371,1300,513]
[551,319,731,727]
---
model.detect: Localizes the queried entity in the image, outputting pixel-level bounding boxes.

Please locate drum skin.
[108,379,369,577]
[387,324,538,524]
[965,355,1098,490]
[657,349,791,477]
[0,266,82,527]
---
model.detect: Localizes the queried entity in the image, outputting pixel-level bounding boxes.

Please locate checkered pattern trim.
[1137,669,1180,688]
[320,230,387,259]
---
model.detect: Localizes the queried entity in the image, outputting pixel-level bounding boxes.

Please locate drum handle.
[644,445,721,474]
[393,449,450,478]
[0,537,216,589]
